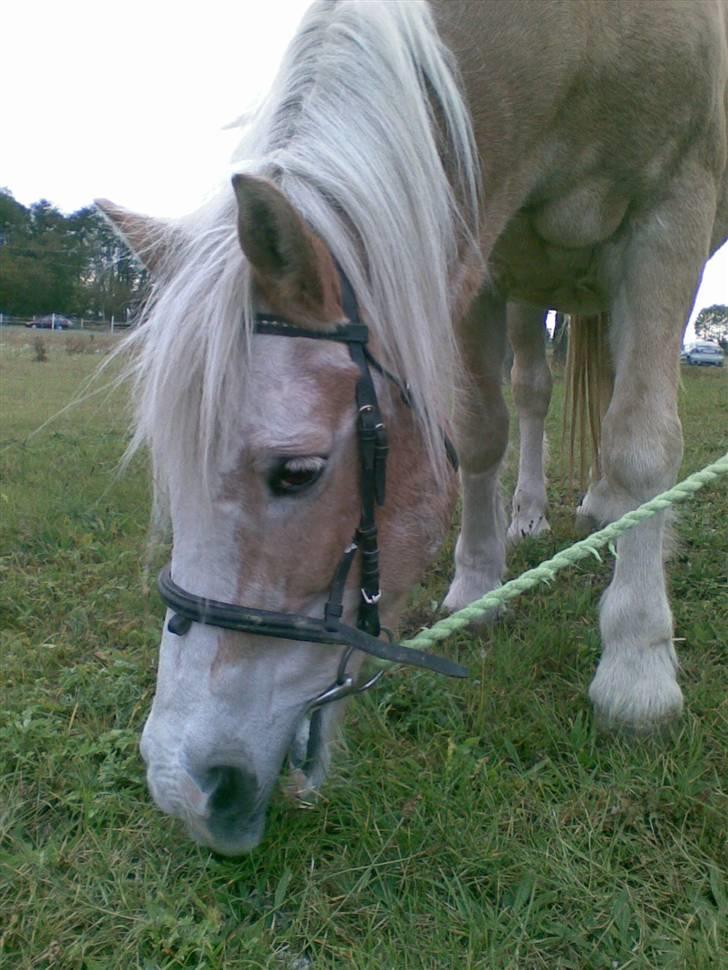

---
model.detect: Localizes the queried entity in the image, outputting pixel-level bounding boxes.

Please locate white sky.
[2,0,726,337]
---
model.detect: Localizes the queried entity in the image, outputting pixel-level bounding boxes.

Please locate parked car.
[682,341,724,367]
[25,315,73,330]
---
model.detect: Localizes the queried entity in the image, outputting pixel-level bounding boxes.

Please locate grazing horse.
[99,0,728,854]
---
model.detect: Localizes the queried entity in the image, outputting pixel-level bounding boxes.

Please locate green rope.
[396,451,728,654]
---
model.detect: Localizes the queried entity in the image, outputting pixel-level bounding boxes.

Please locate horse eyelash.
[282,456,327,473]
[268,456,328,496]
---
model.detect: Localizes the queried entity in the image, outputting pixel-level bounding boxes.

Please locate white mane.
[124,0,480,503]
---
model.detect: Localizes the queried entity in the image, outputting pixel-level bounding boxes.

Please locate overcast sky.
[3,0,725,334]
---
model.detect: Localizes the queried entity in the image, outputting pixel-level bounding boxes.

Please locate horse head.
[99,176,457,854]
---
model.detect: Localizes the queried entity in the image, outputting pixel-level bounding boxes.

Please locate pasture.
[1,327,726,968]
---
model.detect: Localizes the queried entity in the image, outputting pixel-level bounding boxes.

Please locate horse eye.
[269,457,326,496]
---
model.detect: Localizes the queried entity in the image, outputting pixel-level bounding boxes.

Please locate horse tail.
[561,313,613,490]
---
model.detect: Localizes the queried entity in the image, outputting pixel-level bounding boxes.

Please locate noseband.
[157,276,467,724]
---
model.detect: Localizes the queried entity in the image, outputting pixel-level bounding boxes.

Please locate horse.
[98,0,728,855]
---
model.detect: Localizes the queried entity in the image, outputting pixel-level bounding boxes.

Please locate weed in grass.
[32,336,48,363]
[66,335,95,355]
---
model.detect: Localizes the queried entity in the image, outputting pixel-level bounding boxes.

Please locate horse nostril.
[204,765,259,819]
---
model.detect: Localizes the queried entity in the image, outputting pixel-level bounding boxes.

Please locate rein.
[157,278,466,728]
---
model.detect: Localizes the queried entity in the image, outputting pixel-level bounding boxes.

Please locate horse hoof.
[442,579,504,627]
[588,645,683,734]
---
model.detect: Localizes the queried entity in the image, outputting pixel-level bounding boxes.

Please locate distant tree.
[0,188,148,319]
[0,188,28,247]
[0,192,76,314]
[68,205,148,319]
[694,304,728,347]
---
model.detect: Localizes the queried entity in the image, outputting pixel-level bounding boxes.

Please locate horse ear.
[232,174,338,321]
[94,199,172,273]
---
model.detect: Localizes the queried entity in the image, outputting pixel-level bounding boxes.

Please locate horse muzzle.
[146,760,268,855]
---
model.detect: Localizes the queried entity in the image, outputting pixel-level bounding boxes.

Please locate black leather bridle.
[157,276,467,725]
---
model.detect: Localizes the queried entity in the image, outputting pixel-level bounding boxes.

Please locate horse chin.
[178,780,271,857]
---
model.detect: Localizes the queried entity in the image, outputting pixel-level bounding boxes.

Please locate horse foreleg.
[444,289,509,615]
[589,166,717,731]
[507,303,552,542]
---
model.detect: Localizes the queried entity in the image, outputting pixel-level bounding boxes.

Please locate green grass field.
[1,327,726,969]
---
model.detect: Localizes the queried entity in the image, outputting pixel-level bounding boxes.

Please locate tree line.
[0,188,147,321]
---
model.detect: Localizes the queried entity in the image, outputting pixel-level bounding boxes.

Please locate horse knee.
[600,406,683,500]
[456,391,509,473]
[511,366,552,420]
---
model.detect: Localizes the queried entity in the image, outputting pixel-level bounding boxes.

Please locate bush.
[32,336,48,362]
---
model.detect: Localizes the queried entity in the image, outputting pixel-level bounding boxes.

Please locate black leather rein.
[157,292,467,706]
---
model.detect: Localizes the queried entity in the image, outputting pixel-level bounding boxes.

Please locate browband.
[253,317,370,344]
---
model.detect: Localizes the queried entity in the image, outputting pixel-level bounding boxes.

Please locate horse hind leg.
[506,303,552,542]
[443,288,509,616]
[589,164,718,731]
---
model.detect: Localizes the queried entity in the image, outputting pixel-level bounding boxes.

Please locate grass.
[1,327,726,969]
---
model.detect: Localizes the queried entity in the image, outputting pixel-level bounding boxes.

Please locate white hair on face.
[121,0,480,511]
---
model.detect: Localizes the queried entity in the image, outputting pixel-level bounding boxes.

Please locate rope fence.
[396,451,728,655]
